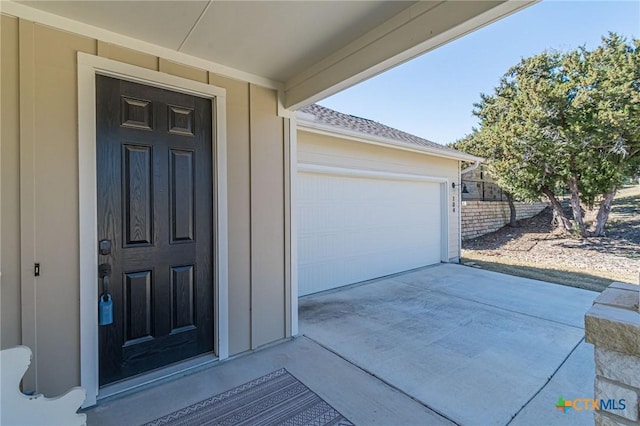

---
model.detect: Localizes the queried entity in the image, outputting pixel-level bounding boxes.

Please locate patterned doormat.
[142,368,354,426]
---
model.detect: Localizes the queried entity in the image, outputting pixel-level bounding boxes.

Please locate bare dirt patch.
[462,185,640,291]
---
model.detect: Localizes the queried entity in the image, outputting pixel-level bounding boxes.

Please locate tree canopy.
[454,33,639,237]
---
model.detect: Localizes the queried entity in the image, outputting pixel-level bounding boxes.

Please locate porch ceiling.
[12,0,536,109]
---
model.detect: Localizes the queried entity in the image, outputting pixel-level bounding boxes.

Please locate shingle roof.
[299,103,463,156]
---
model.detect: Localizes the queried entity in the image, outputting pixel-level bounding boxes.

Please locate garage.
[297,104,481,296]
[298,170,446,295]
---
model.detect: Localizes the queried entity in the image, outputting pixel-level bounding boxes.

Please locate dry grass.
[462,185,640,292]
[461,258,623,292]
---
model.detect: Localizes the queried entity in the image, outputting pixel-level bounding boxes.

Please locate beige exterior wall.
[1,15,291,396]
[1,14,22,350]
[297,130,461,260]
[208,74,252,355]
[249,86,287,348]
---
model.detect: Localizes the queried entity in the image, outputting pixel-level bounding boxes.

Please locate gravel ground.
[462,185,640,286]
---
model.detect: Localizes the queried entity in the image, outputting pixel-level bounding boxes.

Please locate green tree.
[458,33,639,237]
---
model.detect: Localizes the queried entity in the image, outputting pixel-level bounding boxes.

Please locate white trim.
[77,52,228,407]
[298,163,448,184]
[289,118,299,336]
[458,162,463,261]
[77,55,98,407]
[2,1,281,91]
[277,90,296,119]
[215,94,230,361]
[298,120,482,163]
[440,182,450,263]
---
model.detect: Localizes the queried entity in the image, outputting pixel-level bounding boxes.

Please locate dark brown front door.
[96,75,214,386]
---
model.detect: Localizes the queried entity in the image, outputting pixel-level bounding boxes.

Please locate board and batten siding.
[297,130,461,261]
[1,14,22,353]
[0,15,291,396]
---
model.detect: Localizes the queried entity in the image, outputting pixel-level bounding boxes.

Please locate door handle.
[99,263,112,294]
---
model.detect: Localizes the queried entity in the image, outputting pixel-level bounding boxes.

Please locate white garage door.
[298,170,444,296]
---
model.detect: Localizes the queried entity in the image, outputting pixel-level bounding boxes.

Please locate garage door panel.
[298,172,442,296]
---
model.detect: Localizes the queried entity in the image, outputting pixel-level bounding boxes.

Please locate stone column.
[585,282,640,425]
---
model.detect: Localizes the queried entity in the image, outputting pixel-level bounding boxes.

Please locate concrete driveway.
[299,263,598,426]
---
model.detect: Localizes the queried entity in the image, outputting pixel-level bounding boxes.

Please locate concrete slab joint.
[586,282,640,425]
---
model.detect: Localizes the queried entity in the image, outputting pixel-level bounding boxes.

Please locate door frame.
[77,53,228,407]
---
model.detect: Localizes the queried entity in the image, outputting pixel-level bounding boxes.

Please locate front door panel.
[97,75,214,386]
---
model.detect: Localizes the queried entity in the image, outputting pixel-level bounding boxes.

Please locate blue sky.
[318,0,640,145]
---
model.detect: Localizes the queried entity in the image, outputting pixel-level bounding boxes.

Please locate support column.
[585,282,640,425]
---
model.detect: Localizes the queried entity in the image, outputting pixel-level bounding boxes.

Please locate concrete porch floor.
[86,264,598,426]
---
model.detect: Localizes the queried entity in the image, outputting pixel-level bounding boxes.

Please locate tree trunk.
[506,192,518,227]
[592,188,616,237]
[541,186,572,232]
[567,177,586,236]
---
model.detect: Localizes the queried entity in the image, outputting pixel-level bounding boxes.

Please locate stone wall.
[461,201,548,240]
[585,282,640,425]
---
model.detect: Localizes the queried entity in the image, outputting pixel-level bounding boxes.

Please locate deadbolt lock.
[99,239,112,256]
